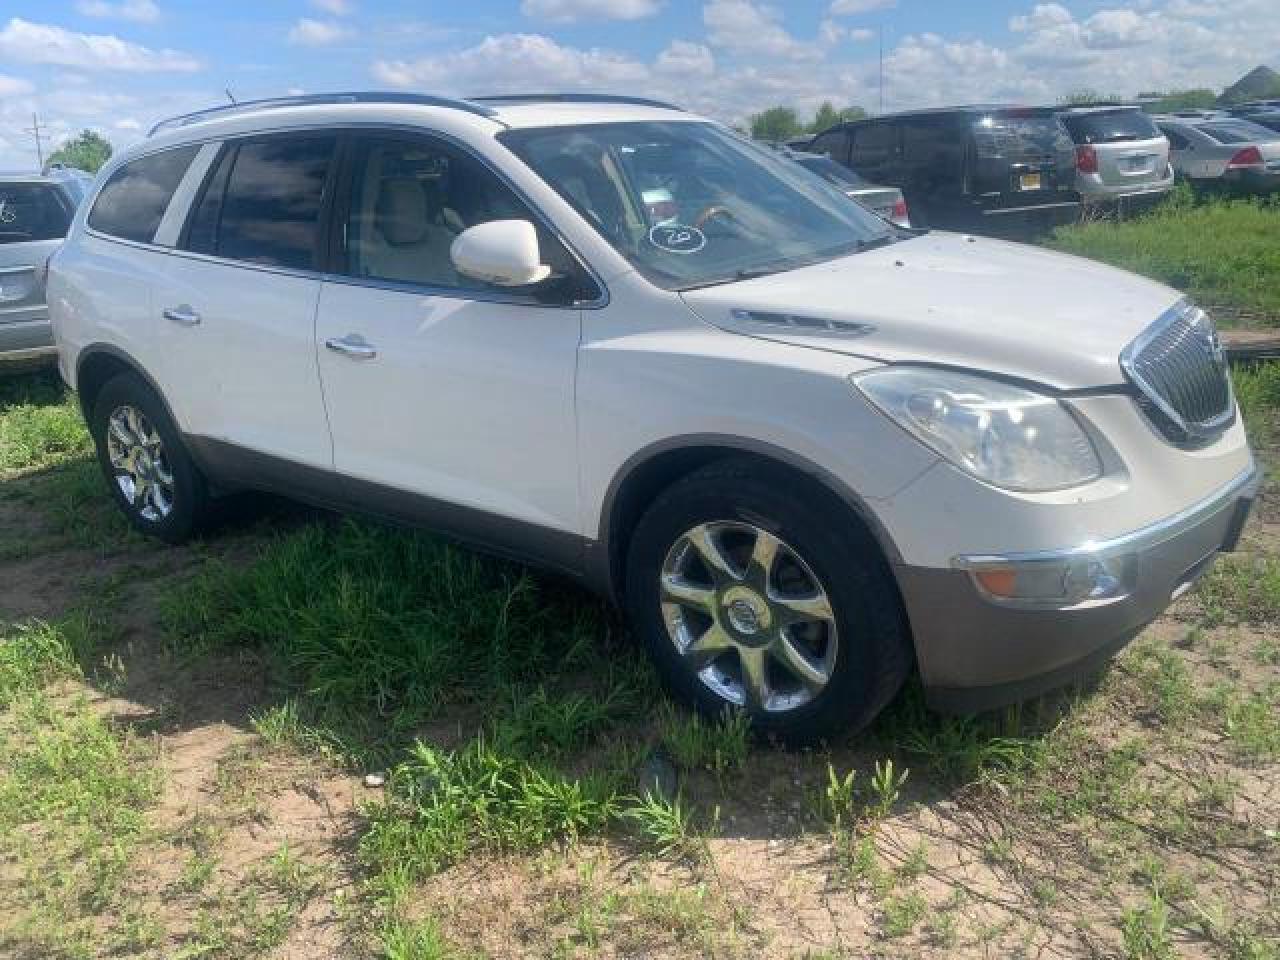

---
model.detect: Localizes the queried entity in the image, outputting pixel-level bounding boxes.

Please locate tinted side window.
[1161,127,1190,150]
[187,136,335,270]
[851,123,896,163]
[343,135,593,302]
[0,183,73,244]
[88,146,199,244]
[808,129,850,163]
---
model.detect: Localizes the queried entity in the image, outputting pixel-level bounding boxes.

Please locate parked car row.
[1154,114,1280,191]
[798,102,1280,235]
[0,165,94,365]
[45,92,1256,739]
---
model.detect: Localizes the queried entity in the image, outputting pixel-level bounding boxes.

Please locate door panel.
[153,132,338,470]
[152,256,331,468]
[314,130,584,539]
[315,281,581,533]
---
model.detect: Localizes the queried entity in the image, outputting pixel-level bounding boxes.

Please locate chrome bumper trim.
[954,464,1259,571]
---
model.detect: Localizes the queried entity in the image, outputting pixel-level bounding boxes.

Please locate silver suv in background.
[0,166,93,365]
[1058,106,1173,214]
[1155,115,1280,193]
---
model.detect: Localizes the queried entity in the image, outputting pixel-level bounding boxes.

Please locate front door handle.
[162,305,201,327]
[325,335,377,360]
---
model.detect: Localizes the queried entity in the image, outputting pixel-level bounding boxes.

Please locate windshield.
[500,121,895,290]
[0,182,72,244]
[1061,109,1161,144]
[1199,121,1280,144]
[791,154,871,189]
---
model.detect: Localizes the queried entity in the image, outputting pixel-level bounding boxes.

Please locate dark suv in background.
[809,106,1079,236]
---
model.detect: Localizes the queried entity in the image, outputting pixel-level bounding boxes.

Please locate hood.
[679,232,1182,390]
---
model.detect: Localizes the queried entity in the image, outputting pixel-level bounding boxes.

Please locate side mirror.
[450,220,552,288]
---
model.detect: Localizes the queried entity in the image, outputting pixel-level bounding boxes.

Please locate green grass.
[162,520,610,746]
[1049,194,1280,324]
[0,617,162,958]
[0,372,92,473]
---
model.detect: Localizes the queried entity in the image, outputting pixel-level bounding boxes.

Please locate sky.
[0,0,1276,170]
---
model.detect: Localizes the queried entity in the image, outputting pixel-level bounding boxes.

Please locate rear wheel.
[625,460,912,743]
[90,373,209,543]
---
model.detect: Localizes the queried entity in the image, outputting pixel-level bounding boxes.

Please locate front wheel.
[625,460,912,743]
[90,373,209,543]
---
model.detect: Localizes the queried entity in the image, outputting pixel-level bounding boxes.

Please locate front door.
[313,131,593,568]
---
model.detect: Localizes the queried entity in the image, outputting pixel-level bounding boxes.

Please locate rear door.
[0,180,74,347]
[152,133,338,476]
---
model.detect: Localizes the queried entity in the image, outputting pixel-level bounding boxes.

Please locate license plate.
[1124,155,1152,172]
[1019,172,1042,191]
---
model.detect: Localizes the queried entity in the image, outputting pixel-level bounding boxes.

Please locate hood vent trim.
[728,308,875,339]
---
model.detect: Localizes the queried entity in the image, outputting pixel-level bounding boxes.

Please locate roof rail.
[148,92,498,136]
[469,93,686,112]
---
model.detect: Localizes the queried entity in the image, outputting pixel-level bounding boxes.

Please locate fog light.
[962,553,1135,608]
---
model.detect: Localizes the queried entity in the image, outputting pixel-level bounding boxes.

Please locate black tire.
[89,372,209,544]
[624,459,912,744]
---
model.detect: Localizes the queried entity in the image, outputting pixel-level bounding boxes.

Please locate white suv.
[48,93,1257,740]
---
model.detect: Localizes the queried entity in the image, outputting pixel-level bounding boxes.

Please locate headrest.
[376,177,429,247]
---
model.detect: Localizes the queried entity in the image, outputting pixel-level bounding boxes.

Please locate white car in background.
[48,93,1256,740]
[1155,115,1280,192]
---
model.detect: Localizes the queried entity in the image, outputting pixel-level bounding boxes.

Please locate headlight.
[853,367,1102,492]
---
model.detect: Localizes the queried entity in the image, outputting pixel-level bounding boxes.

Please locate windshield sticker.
[648,223,706,255]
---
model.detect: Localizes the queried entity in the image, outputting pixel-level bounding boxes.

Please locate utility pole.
[24,112,48,170]
[878,26,885,115]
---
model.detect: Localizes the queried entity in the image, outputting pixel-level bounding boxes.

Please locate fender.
[590,432,904,603]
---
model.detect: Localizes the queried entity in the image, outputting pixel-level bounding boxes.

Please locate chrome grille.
[1121,300,1233,447]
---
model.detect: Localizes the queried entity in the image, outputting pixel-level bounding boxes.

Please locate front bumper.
[899,465,1260,713]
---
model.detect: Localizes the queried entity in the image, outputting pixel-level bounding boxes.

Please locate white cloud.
[829,0,895,14]
[520,0,663,21]
[849,27,874,41]
[0,18,199,71]
[287,18,349,46]
[75,0,161,23]
[1009,3,1073,32]
[655,39,715,76]
[0,74,34,97]
[115,117,142,130]
[310,0,354,14]
[373,33,650,90]
[704,0,820,60]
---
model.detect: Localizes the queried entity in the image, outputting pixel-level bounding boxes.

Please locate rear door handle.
[163,305,201,327]
[325,335,377,360]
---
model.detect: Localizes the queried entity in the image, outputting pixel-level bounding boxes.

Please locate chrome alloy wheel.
[660,522,839,713]
[105,405,175,522]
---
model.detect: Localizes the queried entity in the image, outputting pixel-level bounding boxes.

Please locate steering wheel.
[692,205,737,230]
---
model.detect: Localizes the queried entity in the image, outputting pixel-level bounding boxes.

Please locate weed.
[360,736,618,879]
[380,917,459,959]
[1121,891,1175,960]
[624,790,709,862]
[1223,686,1280,761]
[659,705,750,776]
[881,890,928,938]
[819,762,858,829]
[869,757,909,819]
[1198,555,1280,625]
[0,614,97,702]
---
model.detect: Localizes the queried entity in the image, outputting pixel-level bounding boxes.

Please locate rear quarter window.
[971,113,1073,159]
[1061,110,1161,144]
[0,183,72,244]
[1198,122,1276,144]
[88,146,200,244]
